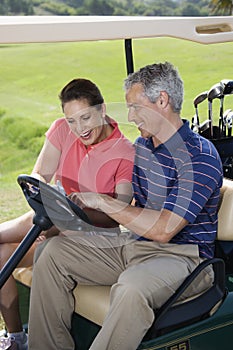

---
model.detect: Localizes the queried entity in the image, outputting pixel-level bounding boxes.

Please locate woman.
[0,78,135,350]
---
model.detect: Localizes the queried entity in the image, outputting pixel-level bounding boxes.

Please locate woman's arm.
[31,139,61,183]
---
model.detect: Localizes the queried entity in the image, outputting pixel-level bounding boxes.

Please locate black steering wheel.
[0,175,93,289]
[17,174,92,230]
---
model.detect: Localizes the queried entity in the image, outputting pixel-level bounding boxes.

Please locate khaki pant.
[28,232,213,350]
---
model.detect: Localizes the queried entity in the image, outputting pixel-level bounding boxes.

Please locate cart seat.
[215,177,233,273]
[217,177,233,241]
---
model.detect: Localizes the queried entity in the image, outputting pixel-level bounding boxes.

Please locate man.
[28,62,223,350]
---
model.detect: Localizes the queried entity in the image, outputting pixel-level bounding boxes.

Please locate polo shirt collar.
[146,119,191,152]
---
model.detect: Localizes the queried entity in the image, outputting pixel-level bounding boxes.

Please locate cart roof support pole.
[125,38,134,76]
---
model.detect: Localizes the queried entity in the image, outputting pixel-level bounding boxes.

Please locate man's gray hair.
[124,62,184,113]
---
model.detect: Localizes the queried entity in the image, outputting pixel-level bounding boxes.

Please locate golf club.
[191,113,199,133]
[199,119,210,134]
[225,110,233,137]
[192,91,208,132]
[207,83,224,139]
[223,109,232,137]
[220,80,233,136]
[220,79,233,95]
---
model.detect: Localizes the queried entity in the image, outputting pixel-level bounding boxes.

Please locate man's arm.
[69,182,133,228]
[69,192,188,243]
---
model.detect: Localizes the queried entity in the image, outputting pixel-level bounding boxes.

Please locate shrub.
[0,115,47,155]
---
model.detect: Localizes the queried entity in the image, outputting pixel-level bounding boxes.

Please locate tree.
[0,0,34,14]
[144,0,177,16]
[83,0,114,15]
[181,3,202,16]
[209,0,233,15]
[0,0,8,15]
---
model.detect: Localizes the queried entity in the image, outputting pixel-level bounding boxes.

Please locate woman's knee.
[0,210,34,243]
[0,243,16,268]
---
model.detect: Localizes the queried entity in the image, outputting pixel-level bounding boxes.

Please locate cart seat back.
[215,177,233,274]
[217,177,233,241]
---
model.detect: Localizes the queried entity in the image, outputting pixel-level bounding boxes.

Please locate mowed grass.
[1,37,233,222]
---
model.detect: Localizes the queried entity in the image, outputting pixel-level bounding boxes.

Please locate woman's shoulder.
[46,117,69,135]
[46,118,71,145]
[50,117,68,129]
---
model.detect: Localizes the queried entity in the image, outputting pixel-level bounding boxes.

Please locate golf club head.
[222,109,233,137]
[220,79,233,95]
[223,109,232,123]
[191,114,200,132]
[193,91,208,107]
[226,111,233,128]
[208,83,224,101]
[226,111,233,136]
[199,119,210,133]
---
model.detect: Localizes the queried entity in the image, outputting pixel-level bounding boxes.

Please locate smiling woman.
[0,77,135,349]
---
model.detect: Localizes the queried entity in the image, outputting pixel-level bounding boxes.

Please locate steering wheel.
[0,174,93,290]
[17,174,92,231]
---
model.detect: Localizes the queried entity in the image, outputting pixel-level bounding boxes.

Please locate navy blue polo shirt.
[132,120,223,258]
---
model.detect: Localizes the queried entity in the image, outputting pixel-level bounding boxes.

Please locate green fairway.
[1,37,233,221]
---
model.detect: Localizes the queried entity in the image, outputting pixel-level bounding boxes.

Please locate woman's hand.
[30,173,47,183]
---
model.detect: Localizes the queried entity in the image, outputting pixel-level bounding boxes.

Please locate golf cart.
[1,15,233,350]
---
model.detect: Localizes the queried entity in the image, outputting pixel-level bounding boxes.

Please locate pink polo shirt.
[46,117,135,195]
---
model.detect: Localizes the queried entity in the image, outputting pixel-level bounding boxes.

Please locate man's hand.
[68,192,103,210]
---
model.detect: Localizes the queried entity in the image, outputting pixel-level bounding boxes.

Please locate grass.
[1,37,233,223]
[0,36,233,332]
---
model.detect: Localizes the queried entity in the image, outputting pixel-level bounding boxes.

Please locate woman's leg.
[0,243,35,332]
[0,207,60,331]
[0,209,60,350]
[0,211,34,244]
[0,210,34,333]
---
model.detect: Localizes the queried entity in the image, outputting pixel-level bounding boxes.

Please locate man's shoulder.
[195,133,221,160]
[187,129,220,157]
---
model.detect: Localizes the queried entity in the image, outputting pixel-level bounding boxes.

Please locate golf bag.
[199,127,233,268]
[191,79,233,180]
[212,138,233,180]
[200,127,233,180]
